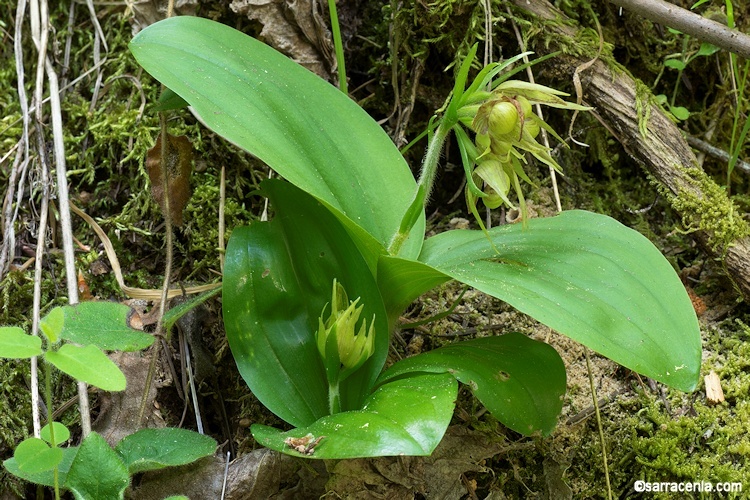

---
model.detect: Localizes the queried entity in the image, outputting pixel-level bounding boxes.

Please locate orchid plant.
[129,16,701,459]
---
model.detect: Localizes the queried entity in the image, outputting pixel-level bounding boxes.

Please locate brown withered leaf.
[146,132,193,226]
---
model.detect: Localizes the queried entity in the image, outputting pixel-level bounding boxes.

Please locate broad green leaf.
[40,307,64,343]
[114,428,216,474]
[129,16,424,258]
[419,210,701,392]
[3,446,78,486]
[252,372,457,459]
[65,432,129,500]
[13,438,63,474]
[41,422,71,446]
[377,255,449,322]
[45,344,126,391]
[377,334,566,436]
[223,180,389,427]
[61,302,153,351]
[0,326,42,358]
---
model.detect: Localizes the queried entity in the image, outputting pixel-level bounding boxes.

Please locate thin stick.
[220,450,231,500]
[183,337,204,434]
[507,7,562,212]
[139,0,177,420]
[139,112,175,425]
[686,134,750,174]
[610,0,750,59]
[584,349,613,500]
[46,46,91,438]
[31,113,51,443]
[20,0,44,440]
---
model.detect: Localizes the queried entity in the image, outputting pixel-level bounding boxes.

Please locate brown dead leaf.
[92,352,165,447]
[705,370,724,404]
[230,0,334,80]
[146,132,193,226]
[327,426,504,500]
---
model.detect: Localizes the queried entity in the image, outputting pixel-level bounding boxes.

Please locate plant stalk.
[327,0,347,94]
[388,117,454,255]
[44,360,60,500]
[328,380,341,415]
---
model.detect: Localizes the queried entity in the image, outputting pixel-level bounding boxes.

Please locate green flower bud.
[475,132,491,154]
[316,280,375,377]
[524,119,540,139]
[475,160,513,209]
[488,101,518,136]
[516,96,533,119]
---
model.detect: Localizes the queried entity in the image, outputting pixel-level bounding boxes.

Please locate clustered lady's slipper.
[453,73,589,226]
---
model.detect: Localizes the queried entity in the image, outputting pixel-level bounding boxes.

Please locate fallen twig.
[610,0,750,59]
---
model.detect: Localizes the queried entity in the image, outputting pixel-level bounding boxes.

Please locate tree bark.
[510,0,750,301]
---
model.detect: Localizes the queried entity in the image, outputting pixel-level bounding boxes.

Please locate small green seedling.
[654,36,718,120]
[1,302,216,498]
[130,17,701,459]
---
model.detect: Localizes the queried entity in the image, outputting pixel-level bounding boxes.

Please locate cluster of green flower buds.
[316,280,375,382]
[457,79,588,223]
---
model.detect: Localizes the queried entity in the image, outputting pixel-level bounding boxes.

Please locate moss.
[0,360,32,497]
[657,165,750,254]
[635,78,654,139]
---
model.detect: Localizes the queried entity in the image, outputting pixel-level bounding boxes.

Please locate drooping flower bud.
[488,101,518,136]
[475,159,513,209]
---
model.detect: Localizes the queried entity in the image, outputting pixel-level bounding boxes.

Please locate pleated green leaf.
[377,333,566,436]
[419,211,701,392]
[251,372,457,459]
[129,16,424,258]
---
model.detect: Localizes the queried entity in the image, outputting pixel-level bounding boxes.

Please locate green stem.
[328,379,341,414]
[44,361,60,500]
[417,117,454,196]
[327,0,347,94]
[387,117,454,255]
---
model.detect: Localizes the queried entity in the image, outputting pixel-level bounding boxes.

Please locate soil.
[1,0,750,498]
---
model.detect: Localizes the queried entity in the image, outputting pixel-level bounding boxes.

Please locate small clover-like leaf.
[39,307,64,343]
[40,422,71,446]
[14,438,63,474]
[0,326,42,358]
[45,344,126,391]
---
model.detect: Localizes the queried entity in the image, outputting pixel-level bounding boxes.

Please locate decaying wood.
[510,0,750,301]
